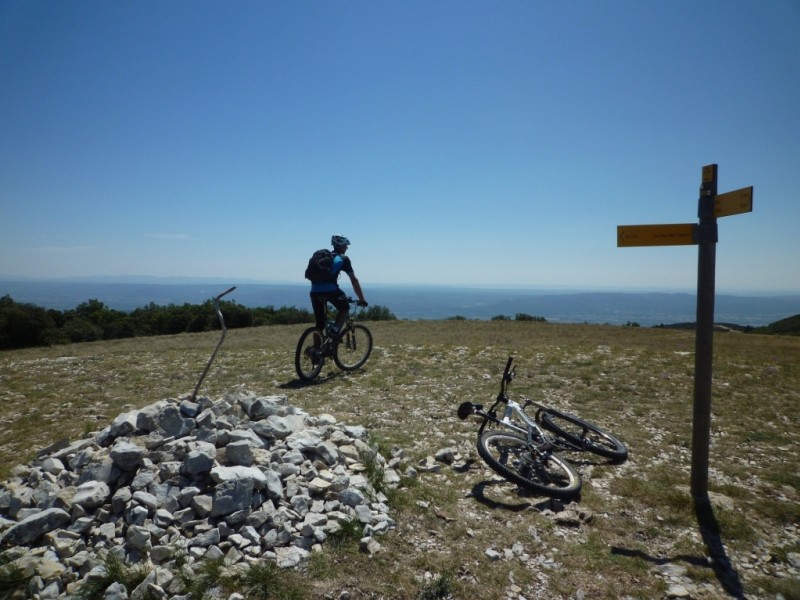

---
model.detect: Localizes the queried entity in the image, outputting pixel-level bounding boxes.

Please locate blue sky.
[2,1,799,293]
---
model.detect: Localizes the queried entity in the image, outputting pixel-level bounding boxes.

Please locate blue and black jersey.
[310,253,353,293]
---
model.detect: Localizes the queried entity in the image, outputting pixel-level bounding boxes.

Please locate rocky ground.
[1,321,798,599]
[0,391,403,598]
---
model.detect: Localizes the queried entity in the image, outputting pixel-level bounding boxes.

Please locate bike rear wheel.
[537,408,628,462]
[295,327,325,381]
[476,430,581,499]
[333,324,373,371]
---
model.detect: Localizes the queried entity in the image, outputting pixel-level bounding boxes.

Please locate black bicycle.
[457,357,628,499]
[294,298,373,382]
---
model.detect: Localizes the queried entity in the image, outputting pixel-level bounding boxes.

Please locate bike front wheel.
[333,324,373,371]
[537,408,628,462]
[295,327,325,381]
[476,430,581,499]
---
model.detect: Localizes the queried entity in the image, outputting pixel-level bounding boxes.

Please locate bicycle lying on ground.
[294,298,373,382]
[457,357,628,499]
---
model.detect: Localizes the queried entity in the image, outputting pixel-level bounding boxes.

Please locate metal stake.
[191,286,236,401]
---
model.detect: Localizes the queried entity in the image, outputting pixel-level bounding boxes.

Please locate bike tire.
[537,408,628,462]
[476,430,582,499]
[295,327,325,381]
[333,324,373,371]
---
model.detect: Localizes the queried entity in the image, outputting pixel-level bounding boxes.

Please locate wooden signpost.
[618,164,753,499]
[617,223,697,247]
[715,186,753,218]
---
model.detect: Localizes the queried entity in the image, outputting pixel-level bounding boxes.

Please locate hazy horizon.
[2,274,799,297]
[3,278,798,328]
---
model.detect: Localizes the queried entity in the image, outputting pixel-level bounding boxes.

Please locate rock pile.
[0,391,400,598]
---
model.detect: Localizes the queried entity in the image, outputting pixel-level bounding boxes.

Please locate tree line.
[0,295,397,350]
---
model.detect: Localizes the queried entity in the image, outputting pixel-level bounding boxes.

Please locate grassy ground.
[1,320,798,599]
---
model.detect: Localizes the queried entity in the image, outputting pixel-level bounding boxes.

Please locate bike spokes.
[477,430,581,499]
[333,324,372,371]
[537,408,628,462]
[295,328,325,381]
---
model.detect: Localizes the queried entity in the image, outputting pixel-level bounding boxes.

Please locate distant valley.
[1,280,798,328]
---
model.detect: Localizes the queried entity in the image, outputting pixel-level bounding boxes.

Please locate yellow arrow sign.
[715,186,753,218]
[617,223,698,247]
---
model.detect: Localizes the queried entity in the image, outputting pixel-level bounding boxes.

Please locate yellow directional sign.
[617,223,697,247]
[715,186,753,218]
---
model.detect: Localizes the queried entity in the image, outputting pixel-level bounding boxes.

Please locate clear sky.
[2,1,799,293]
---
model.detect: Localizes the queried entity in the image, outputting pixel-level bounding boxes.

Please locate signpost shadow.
[694,495,746,599]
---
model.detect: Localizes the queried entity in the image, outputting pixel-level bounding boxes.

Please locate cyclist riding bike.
[309,235,368,339]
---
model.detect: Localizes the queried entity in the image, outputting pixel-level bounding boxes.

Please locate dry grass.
[1,320,799,599]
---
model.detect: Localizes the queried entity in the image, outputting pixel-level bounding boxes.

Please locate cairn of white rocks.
[0,391,401,599]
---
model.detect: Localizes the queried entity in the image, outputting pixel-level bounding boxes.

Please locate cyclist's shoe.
[326,324,340,341]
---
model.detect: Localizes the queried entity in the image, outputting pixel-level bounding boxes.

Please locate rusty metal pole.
[691,164,718,498]
[191,286,236,401]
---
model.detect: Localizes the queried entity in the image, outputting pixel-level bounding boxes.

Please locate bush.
[515,313,546,322]
[252,305,313,326]
[356,304,397,321]
[0,296,59,349]
[61,318,104,343]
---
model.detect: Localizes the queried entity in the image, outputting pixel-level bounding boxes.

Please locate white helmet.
[331,235,350,249]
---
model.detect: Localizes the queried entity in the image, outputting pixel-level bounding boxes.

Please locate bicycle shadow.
[467,477,577,513]
[278,368,367,390]
[279,377,330,390]
[610,495,744,599]
[279,376,336,390]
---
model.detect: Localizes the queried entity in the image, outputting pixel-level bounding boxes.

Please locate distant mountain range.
[1,279,798,328]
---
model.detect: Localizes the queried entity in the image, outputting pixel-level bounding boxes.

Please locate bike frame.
[478,391,557,452]
[320,297,359,349]
[466,358,587,455]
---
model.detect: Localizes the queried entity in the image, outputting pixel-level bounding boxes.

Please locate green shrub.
[515,313,546,322]
[356,304,397,321]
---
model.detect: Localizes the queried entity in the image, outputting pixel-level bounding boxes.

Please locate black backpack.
[304,249,334,282]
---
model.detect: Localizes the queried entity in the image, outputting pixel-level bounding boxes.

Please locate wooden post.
[617,164,752,499]
[691,164,718,498]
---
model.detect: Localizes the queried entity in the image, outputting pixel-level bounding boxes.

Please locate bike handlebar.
[503,356,514,378]
[500,356,515,393]
[347,297,368,307]
[458,357,516,428]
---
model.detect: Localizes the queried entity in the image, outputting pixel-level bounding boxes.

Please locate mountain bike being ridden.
[457,357,628,500]
[295,298,373,381]
[307,234,368,341]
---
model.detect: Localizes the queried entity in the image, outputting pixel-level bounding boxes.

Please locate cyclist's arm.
[346,272,367,305]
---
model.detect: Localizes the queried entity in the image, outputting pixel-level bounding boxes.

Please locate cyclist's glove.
[357,300,369,307]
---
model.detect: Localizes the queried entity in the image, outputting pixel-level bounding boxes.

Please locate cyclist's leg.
[310,292,328,330]
[309,293,327,345]
[329,289,350,332]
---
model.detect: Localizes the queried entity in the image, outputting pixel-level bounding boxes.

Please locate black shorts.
[310,289,349,330]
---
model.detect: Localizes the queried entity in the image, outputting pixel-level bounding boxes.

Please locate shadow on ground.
[610,495,745,599]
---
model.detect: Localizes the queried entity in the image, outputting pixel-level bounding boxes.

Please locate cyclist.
[309,234,368,339]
